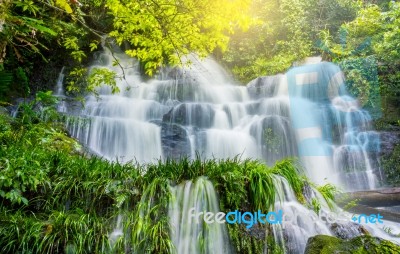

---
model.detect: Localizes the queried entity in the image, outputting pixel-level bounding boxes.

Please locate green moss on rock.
[305,235,400,254]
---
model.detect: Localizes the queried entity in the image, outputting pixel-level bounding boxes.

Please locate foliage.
[130,178,173,253]
[0,0,59,68]
[222,0,361,83]
[1,0,253,97]
[311,198,321,214]
[304,234,400,254]
[337,57,381,117]
[319,1,400,121]
[316,183,338,210]
[0,208,110,254]
[382,144,400,186]
[0,0,103,98]
[248,163,277,211]
[1,101,338,252]
[0,71,13,98]
[227,223,265,254]
[106,0,250,76]
[87,67,119,95]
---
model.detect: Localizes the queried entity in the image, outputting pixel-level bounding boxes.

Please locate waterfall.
[169,177,232,254]
[55,67,65,96]
[281,62,381,190]
[271,176,332,253]
[61,49,388,253]
[54,67,67,113]
[65,49,381,191]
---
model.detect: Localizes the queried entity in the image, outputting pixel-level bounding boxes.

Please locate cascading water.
[63,49,389,253]
[270,176,332,253]
[270,175,400,253]
[54,67,68,113]
[169,177,232,254]
[66,49,380,191]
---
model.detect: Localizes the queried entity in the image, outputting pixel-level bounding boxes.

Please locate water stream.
[54,66,68,113]
[60,49,391,253]
[66,50,381,191]
[169,177,232,254]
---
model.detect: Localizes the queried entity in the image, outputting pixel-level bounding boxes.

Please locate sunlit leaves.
[223,0,361,82]
[87,67,119,94]
[343,5,381,38]
[320,2,400,64]
[63,36,80,50]
[374,2,400,64]
[71,50,86,62]
[106,0,250,75]
[55,0,73,14]
[63,36,89,62]
[67,67,88,93]
[89,41,98,52]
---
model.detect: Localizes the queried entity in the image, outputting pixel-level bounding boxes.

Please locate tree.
[221,0,361,83]
[318,1,400,120]
[1,0,251,99]
[106,0,250,75]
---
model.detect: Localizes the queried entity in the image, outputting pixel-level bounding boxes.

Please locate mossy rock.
[305,235,400,254]
[0,106,9,115]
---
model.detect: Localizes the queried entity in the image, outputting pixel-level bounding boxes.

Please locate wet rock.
[304,235,400,254]
[155,81,197,102]
[162,103,215,128]
[330,222,367,239]
[243,223,266,240]
[302,181,314,204]
[158,121,191,160]
[248,115,297,165]
[246,76,282,99]
[379,130,400,157]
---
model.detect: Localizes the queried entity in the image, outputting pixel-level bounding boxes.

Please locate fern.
[0,71,13,97]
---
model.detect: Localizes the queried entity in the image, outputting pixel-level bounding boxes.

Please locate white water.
[60,50,392,253]
[54,67,67,113]
[271,176,333,253]
[66,50,381,191]
[169,177,232,254]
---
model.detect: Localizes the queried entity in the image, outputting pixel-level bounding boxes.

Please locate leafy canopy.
[222,0,362,83]
[106,0,251,75]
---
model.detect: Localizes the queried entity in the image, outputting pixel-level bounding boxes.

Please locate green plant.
[382,144,400,186]
[317,183,338,210]
[0,71,13,98]
[0,105,347,253]
[87,68,119,96]
[266,235,285,254]
[130,178,173,253]
[342,198,360,212]
[311,198,322,214]
[248,163,276,211]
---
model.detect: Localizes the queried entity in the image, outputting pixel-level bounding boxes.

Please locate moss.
[305,235,400,254]
[228,224,265,254]
[228,223,287,254]
[382,144,400,186]
[304,235,342,254]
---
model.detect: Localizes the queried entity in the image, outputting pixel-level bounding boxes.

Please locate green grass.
[0,98,339,253]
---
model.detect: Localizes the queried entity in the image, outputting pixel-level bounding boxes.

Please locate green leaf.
[21,17,58,36]
[56,0,73,14]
